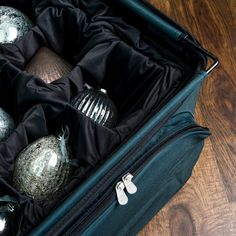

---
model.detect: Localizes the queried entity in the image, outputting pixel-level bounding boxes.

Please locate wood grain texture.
[138,1,236,236]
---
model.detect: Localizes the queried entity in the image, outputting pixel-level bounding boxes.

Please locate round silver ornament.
[13,130,71,203]
[0,107,15,142]
[0,196,21,236]
[72,86,118,128]
[0,6,33,44]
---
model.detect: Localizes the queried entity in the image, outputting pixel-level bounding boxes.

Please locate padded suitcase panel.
[75,113,210,235]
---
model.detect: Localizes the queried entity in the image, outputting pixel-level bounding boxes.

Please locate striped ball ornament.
[72,87,118,128]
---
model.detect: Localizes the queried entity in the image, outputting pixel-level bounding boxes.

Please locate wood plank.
[138,1,236,235]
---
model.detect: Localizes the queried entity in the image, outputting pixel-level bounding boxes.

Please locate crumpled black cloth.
[0,0,203,234]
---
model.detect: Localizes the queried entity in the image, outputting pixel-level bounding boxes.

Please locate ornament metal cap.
[99,88,107,94]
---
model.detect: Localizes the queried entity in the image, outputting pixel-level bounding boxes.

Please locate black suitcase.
[0,0,218,235]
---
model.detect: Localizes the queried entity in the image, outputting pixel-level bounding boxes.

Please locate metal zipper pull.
[122,173,137,194]
[115,181,128,205]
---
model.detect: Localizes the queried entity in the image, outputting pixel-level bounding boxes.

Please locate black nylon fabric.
[0,0,202,234]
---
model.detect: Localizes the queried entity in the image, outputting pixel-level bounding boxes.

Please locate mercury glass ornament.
[26,47,73,83]
[0,196,21,236]
[0,107,15,142]
[72,85,118,128]
[0,6,33,44]
[13,129,71,203]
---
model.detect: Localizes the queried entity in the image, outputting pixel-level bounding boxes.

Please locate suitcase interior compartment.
[0,1,207,234]
[61,112,210,235]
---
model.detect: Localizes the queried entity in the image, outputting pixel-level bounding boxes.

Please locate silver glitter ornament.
[0,6,33,44]
[72,85,118,128]
[0,107,15,142]
[13,129,71,203]
[0,196,21,236]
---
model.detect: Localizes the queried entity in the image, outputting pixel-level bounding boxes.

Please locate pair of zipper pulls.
[115,173,137,205]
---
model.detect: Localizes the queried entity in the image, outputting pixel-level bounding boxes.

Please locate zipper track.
[66,124,209,235]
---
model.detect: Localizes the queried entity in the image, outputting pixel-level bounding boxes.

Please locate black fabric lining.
[0,1,205,234]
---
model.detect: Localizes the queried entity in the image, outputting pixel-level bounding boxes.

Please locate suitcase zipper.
[115,181,128,205]
[115,173,138,205]
[122,173,137,195]
[115,125,207,206]
[65,124,209,235]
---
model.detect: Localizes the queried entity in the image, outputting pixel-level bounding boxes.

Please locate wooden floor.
[139,1,236,236]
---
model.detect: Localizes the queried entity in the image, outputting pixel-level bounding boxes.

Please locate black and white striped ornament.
[71,85,118,128]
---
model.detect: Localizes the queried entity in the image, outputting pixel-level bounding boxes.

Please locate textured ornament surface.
[13,135,71,203]
[72,88,118,128]
[0,6,33,44]
[26,47,73,83]
[0,107,15,142]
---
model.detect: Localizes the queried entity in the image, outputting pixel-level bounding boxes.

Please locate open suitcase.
[0,0,218,235]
